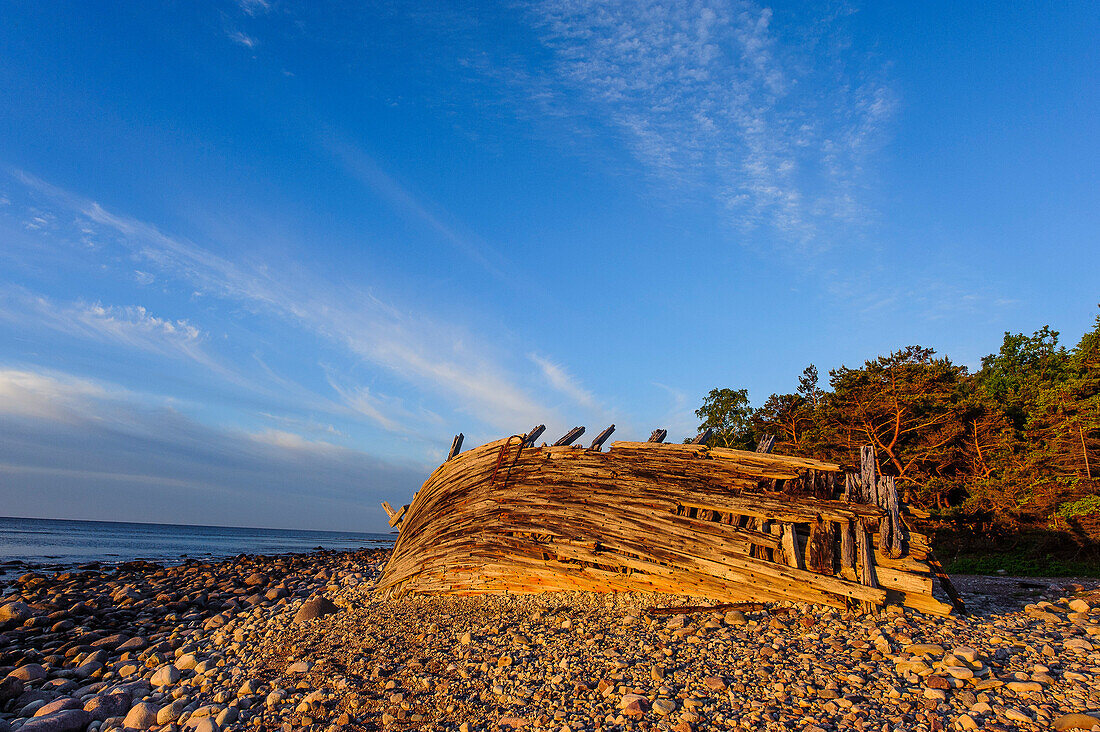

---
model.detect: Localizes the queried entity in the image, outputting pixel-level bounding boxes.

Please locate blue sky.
[1,1,1096,532]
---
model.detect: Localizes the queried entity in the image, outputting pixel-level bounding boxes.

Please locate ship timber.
[378,431,959,616]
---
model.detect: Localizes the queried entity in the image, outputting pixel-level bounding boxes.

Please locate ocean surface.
[0,516,393,576]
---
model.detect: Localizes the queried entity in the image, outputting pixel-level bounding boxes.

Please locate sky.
[0,1,1097,532]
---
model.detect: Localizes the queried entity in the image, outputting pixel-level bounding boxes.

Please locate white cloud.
[513,0,892,246]
[228,31,257,48]
[0,366,426,531]
[0,287,211,367]
[237,0,270,15]
[0,369,110,421]
[248,429,338,451]
[13,172,561,434]
[530,353,596,408]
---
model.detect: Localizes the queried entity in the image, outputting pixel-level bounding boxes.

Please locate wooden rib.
[780,523,803,570]
[553,426,585,446]
[648,429,668,443]
[388,504,408,528]
[447,433,464,461]
[522,425,546,446]
[589,424,616,450]
[691,428,713,445]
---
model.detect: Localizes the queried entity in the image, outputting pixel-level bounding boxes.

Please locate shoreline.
[1,549,1099,732]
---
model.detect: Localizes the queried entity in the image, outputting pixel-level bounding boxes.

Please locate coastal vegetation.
[694,307,1100,574]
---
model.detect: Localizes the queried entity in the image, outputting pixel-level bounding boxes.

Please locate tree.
[798,365,824,408]
[695,388,754,449]
[827,346,968,499]
[975,326,1067,429]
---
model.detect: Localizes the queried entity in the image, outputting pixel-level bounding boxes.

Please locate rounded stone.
[17,710,93,732]
[0,601,33,624]
[151,663,181,687]
[293,596,339,624]
[9,663,48,682]
[84,691,131,721]
[1054,713,1100,731]
[123,701,160,729]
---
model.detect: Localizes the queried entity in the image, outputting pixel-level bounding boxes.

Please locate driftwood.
[378,434,955,615]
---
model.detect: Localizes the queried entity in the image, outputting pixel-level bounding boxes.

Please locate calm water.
[0,516,393,575]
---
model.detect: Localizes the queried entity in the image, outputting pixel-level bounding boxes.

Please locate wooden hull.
[379,437,955,615]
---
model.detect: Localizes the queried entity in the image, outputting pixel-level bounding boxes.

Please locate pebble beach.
[2,549,1100,732]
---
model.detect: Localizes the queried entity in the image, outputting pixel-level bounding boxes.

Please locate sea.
[0,516,394,579]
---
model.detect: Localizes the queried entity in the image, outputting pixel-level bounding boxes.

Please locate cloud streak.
[0,367,424,531]
[11,170,560,435]
[513,0,892,246]
[530,353,596,409]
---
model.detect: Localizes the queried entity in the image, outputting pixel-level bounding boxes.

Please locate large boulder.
[34,698,82,716]
[84,690,131,721]
[122,701,159,730]
[293,596,339,624]
[17,710,92,732]
[0,601,32,624]
[0,676,24,703]
[150,663,181,687]
[9,663,48,682]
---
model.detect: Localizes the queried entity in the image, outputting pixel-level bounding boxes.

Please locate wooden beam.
[927,553,966,615]
[691,428,713,445]
[388,504,408,528]
[522,424,546,446]
[589,424,616,451]
[755,434,776,453]
[780,523,803,570]
[883,475,904,558]
[860,445,877,504]
[856,526,878,589]
[447,434,464,461]
[648,429,667,443]
[840,520,856,573]
[553,426,585,447]
[381,501,396,519]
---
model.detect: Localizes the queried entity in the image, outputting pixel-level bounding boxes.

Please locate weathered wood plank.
[447,433,464,461]
[589,424,616,450]
[378,436,948,615]
[553,426,586,446]
[691,427,714,445]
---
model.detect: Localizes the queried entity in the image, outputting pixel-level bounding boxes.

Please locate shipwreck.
[379,425,962,615]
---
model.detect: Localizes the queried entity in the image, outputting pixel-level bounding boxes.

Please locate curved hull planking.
[379,437,955,615]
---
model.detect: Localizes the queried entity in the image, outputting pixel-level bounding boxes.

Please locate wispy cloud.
[227,30,257,48]
[651,380,699,439]
[0,368,111,422]
[236,0,270,16]
[509,1,892,247]
[530,353,596,409]
[0,287,213,368]
[0,367,425,531]
[11,171,560,434]
[321,132,510,282]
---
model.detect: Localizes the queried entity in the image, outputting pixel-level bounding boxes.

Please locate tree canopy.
[696,307,1100,541]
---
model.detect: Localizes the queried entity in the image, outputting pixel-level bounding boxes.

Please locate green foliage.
[694,387,754,449]
[1057,495,1100,519]
[945,551,1100,577]
[694,305,1100,558]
